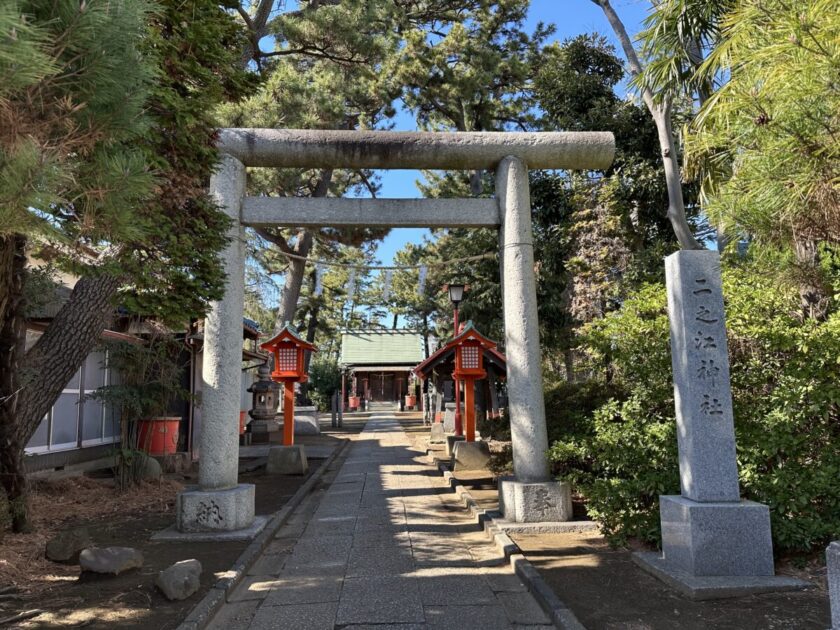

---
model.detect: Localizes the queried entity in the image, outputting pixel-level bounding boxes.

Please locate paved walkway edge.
[435,459,587,630]
[177,439,351,630]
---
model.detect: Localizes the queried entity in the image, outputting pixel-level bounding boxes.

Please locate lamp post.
[448,283,465,436]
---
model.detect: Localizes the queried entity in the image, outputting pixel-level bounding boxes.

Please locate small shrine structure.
[259,323,317,446]
[414,322,506,440]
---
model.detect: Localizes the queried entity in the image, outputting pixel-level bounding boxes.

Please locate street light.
[448,283,465,309]
[447,283,466,436]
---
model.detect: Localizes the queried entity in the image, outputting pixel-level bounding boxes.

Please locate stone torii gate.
[175,129,615,535]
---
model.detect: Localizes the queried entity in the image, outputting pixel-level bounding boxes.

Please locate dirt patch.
[0,421,368,629]
[514,531,831,630]
[1,468,321,629]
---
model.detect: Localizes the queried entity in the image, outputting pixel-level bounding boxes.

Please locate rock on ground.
[138,453,162,480]
[79,547,144,575]
[156,559,202,601]
[46,527,92,564]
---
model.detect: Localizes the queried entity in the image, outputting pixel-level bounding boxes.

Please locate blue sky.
[370,0,650,266]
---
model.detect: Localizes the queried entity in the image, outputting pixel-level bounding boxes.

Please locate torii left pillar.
[175,154,256,534]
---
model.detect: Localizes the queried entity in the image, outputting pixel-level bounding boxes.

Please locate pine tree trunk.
[273,169,333,331]
[276,230,313,329]
[0,235,29,532]
[15,274,121,462]
[793,239,829,321]
[299,303,320,403]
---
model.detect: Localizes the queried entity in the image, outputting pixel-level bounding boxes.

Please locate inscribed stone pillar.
[665,250,740,502]
[175,154,256,535]
[632,250,809,595]
[496,156,549,483]
[829,542,840,629]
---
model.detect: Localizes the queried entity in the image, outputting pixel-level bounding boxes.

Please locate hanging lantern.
[259,323,318,446]
[260,323,316,383]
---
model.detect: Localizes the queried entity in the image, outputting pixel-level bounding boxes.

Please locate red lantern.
[260,324,317,445]
[455,340,485,379]
[450,322,495,442]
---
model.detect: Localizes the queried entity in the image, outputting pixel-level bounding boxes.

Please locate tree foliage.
[0,0,155,244]
[686,0,840,248]
[549,260,840,555]
[0,0,255,532]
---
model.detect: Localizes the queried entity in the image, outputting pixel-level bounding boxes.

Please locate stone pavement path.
[207,415,553,630]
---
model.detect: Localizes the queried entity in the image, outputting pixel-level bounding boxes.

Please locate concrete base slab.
[445,435,465,457]
[153,515,269,542]
[633,552,810,601]
[452,441,491,471]
[430,423,446,444]
[499,478,572,523]
[176,484,256,533]
[660,495,774,576]
[492,519,600,535]
[267,445,308,475]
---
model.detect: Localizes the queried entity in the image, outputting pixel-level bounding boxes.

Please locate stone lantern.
[246,364,280,443]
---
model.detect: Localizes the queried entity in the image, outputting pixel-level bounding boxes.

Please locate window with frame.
[277,346,298,372]
[461,346,480,370]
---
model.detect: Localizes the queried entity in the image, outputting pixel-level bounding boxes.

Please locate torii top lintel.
[216,128,615,171]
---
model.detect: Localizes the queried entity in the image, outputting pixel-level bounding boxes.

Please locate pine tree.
[685,0,840,319]
[223,1,405,331]
[0,0,255,531]
[0,0,155,532]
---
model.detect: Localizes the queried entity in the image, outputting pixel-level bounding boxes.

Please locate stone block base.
[660,495,774,576]
[445,435,465,457]
[452,441,491,471]
[499,478,572,523]
[176,484,255,533]
[430,423,446,444]
[293,414,321,436]
[443,403,456,433]
[826,541,840,628]
[266,445,308,475]
[632,552,808,601]
[249,419,274,444]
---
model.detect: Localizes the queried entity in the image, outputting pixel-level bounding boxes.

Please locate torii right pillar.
[496,156,572,523]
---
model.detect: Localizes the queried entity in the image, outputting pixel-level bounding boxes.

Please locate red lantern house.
[414,322,507,442]
[451,322,495,442]
[260,323,317,446]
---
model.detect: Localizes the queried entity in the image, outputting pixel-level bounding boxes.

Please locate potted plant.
[89,329,189,489]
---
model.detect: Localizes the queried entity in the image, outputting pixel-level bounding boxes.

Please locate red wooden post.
[464,377,476,442]
[283,380,295,445]
[453,307,463,436]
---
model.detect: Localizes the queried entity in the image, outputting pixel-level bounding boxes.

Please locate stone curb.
[435,459,587,630]
[176,439,351,630]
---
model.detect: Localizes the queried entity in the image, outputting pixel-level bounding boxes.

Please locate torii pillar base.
[499,477,572,523]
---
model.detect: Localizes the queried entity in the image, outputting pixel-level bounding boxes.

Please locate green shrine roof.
[340,330,425,367]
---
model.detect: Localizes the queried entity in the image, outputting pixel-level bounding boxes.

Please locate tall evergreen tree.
[0,0,155,532]
[685,0,839,319]
[0,0,255,531]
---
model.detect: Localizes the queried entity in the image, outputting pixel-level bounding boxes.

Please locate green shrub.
[549,261,840,555]
[308,359,342,412]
